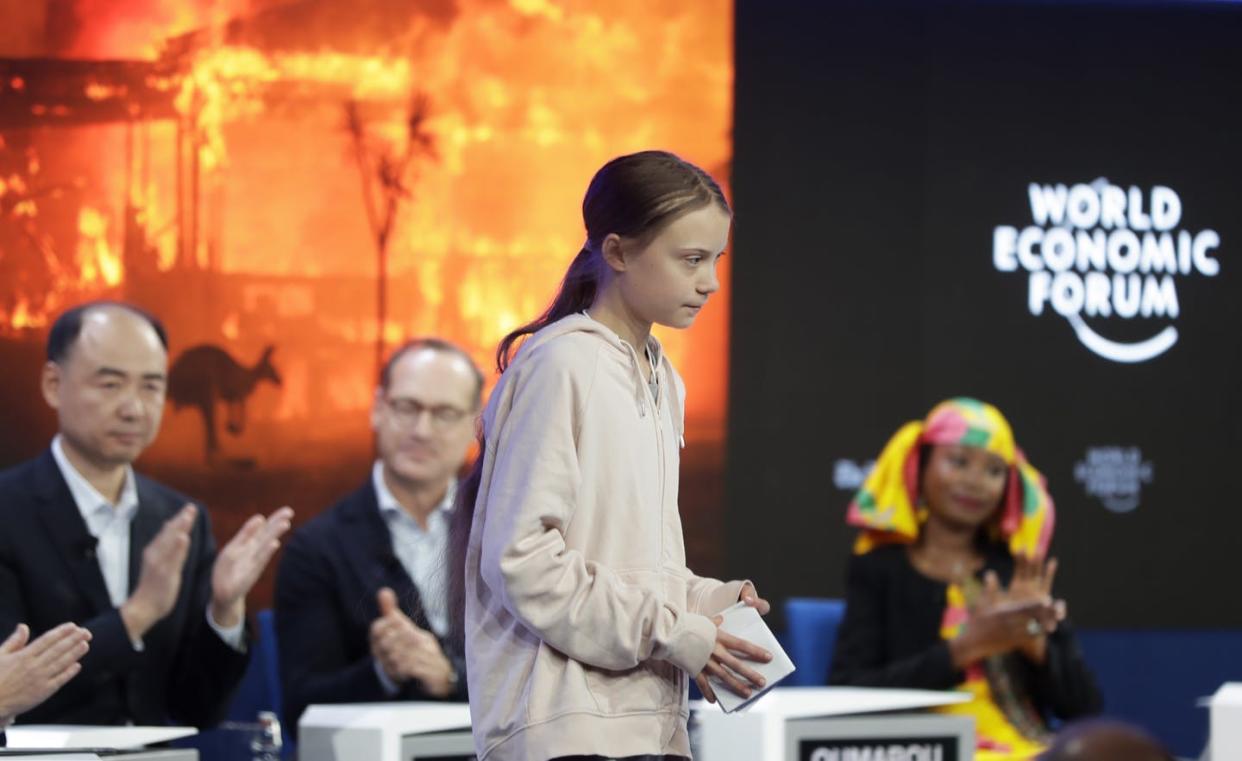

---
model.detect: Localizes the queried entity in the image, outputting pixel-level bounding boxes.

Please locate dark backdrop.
[729,0,1242,628]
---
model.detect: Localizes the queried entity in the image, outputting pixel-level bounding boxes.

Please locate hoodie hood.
[506,313,684,441]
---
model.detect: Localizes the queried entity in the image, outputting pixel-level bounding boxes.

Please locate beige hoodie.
[464,314,745,760]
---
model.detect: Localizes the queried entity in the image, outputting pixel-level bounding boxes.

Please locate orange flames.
[172,47,418,172]
[1,0,733,446]
[2,298,44,330]
[76,207,124,286]
[64,0,252,61]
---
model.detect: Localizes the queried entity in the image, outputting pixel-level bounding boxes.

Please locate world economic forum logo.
[992,179,1221,363]
[1074,446,1153,514]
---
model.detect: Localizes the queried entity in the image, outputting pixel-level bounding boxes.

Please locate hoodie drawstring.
[631,350,648,418]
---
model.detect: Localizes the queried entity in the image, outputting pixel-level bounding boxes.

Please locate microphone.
[75,536,98,561]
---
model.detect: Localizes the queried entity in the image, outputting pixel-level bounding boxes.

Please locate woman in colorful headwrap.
[828,398,1101,759]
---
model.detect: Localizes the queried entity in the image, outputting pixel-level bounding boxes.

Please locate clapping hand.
[1001,553,1066,662]
[210,506,295,628]
[0,623,91,722]
[369,588,456,697]
[949,556,1065,668]
[121,504,196,641]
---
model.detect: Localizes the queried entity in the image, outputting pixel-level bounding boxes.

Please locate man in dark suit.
[276,338,478,726]
[0,301,294,727]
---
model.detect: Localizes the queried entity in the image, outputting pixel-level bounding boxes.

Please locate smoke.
[59,0,254,58]
[0,0,49,56]
[51,0,465,60]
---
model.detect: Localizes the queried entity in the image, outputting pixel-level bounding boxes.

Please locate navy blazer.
[274,478,467,727]
[0,450,249,727]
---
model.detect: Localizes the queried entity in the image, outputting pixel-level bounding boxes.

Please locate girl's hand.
[739,582,771,615]
[694,614,772,703]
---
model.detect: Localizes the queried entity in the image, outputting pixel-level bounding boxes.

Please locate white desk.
[2,726,198,761]
[297,690,974,761]
[691,687,975,761]
[0,751,196,761]
[1209,682,1242,761]
[299,703,474,761]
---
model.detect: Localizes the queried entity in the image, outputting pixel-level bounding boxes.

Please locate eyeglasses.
[383,396,471,430]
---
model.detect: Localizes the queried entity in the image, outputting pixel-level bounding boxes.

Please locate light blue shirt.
[372,461,454,636]
[371,461,454,694]
[50,435,245,652]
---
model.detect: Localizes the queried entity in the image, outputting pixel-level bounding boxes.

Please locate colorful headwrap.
[846,397,1055,558]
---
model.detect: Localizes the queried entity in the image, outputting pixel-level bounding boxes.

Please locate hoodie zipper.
[627,340,667,564]
[652,360,666,565]
[647,346,669,565]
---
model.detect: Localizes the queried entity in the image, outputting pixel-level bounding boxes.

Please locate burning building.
[0,0,734,598]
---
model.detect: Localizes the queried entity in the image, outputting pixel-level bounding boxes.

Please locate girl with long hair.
[450,150,770,761]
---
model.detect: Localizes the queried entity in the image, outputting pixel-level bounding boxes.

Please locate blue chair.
[1077,628,1242,758]
[254,609,284,725]
[219,608,284,725]
[783,598,846,686]
[173,608,291,759]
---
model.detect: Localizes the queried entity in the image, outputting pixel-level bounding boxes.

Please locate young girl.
[452,150,771,761]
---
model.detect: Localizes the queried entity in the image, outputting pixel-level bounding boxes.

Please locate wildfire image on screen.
[0,0,733,599]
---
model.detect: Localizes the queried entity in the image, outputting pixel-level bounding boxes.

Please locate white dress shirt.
[50,436,244,651]
[371,461,454,694]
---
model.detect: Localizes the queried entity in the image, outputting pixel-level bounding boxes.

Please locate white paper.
[4,725,196,750]
[707,603,796,713]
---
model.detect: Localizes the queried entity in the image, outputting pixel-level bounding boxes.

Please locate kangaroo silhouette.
[168,344,282,462]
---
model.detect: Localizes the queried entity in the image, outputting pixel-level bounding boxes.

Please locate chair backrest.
[256,608,284,723]
[1077,628,1242,758]
[783,597,846,686]
[182,609,291,760]
[224,608,283,723]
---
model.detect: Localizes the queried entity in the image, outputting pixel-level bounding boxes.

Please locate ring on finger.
[1025,618,1042,637]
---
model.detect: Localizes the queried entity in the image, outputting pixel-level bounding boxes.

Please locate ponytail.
[452,245,597,648]
[495,245,599,373]
[451,242,603,647]
[447,435,485,651]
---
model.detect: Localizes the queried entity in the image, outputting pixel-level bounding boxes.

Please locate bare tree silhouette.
[344,92,437,379]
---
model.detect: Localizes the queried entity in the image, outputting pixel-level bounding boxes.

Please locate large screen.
[0,0,735,604]
[729,0,1242,627]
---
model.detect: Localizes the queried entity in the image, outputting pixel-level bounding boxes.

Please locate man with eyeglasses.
[275,338,480,726]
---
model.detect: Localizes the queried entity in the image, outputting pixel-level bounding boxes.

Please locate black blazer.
[0,450,249,727]
[828,544,1102,721]
[274,479,467,727]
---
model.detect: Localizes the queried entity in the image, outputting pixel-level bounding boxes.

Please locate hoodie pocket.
[525,640,603,721]
[582,657,682,715]
[557,568,688,716]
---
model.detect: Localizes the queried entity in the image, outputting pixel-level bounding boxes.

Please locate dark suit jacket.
[275,478,467,728]
[0,450,249,727]
[828,543,1102,720]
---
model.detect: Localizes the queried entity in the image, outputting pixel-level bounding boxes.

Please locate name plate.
[800,735,960,761]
